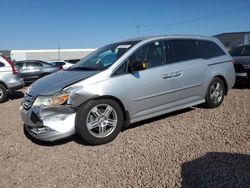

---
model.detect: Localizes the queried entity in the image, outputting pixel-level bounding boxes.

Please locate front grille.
[23,94,36,110]
[243,64,250,71]
[234,64,246,73]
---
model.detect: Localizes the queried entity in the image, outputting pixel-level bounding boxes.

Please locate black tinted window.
[0,62,4,67]
[198,40,225,59]
[130,41,164,69]
[16,63,24,68]
[168,39,200,63]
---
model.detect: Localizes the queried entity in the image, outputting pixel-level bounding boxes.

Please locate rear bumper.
[7,76,25,91]
[235,71,250,82]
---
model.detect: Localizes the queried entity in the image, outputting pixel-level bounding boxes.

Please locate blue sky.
[0,0,249,50]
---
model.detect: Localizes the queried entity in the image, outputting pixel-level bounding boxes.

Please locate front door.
[125,41,174,122]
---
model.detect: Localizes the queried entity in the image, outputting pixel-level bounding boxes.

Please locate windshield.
[230,45,250,56]
[68,41,139,71]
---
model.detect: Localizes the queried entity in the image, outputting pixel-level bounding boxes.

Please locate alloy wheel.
[210,82,223,104]
[86,104,118,138]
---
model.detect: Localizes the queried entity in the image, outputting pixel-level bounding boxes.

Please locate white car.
[47,61,73,69]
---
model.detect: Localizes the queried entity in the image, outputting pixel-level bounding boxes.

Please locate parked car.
[0,54,24,102]
[65,59,80,64]
[20,35,235,145]
[229,44,250,82]
[15,60,62,84]
[47,60,73,69]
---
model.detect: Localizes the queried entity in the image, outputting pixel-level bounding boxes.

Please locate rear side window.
[26,62,42,68]
[0,62,5,67]
[16,63,24,68]
[198,40,225,59]
[167,39,200,63]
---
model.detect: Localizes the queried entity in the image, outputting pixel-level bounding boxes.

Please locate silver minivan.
[20,35,235,145]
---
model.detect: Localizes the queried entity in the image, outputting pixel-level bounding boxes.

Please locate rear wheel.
[204,77,225,108]
[0,83,7,103]
[76,99,124,145]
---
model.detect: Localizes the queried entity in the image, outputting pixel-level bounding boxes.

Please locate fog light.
[31,127,51,134]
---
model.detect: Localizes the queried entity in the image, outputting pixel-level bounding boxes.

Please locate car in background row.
[230,44,250,83]
[47,60,74,69]
[15,60,62,84]
[65,59,80,64]
[0,54,24,102]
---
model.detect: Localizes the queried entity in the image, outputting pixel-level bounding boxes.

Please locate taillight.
[1,55,18,75]
[230,60,235,64]
[59,66,63,70]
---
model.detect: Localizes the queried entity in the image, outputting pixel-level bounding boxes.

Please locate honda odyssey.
[20,35,235,145]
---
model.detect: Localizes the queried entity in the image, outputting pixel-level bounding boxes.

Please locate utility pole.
[57,42,61,60]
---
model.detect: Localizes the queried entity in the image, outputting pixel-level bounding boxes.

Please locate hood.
[28,70,100,96]
[233,56,250,65]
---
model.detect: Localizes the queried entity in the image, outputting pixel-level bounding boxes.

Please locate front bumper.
[20,105,77,142]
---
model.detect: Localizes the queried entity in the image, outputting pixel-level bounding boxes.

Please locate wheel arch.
[78,95,130,129]
[0,81,8,90]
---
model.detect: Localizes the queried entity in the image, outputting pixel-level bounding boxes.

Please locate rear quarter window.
[198,40,225,59]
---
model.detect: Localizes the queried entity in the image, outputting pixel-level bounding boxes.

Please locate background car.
[0,54,24,102]
[230,44,250,83]
[47,60,73,69]
[65,59,80,64]
[15,60,61,84]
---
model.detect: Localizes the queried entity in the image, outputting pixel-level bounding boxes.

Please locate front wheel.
[204,77,225,108]
[75,99,124,145]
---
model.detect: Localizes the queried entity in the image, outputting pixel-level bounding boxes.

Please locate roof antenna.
[136,25,140,37]
[57,42,61,60]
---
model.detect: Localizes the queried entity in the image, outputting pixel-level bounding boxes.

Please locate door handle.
[161,74,172,79]
[161,71,183,79]
[173,71,183,78]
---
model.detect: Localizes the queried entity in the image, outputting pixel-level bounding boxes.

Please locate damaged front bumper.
[20,105,77,141]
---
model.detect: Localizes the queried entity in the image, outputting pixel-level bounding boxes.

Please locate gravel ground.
[0,87,249,188]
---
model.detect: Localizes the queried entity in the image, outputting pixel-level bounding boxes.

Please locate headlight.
[33,93,69,107]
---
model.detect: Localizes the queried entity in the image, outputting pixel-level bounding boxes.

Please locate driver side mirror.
[128,60,147,72]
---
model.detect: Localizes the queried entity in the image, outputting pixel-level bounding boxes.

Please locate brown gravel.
[0,87,249,188]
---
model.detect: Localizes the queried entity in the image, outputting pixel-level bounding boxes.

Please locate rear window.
[167,39,200,63]
[198,40,225,59]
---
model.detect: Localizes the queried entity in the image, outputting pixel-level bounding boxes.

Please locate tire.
[204,77,225,108]
[0,83,7,103]
[75,99,124,145]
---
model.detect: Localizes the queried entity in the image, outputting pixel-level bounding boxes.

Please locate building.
[10,49,96,62]
[0,50,11,59]
[214,32,250,50]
